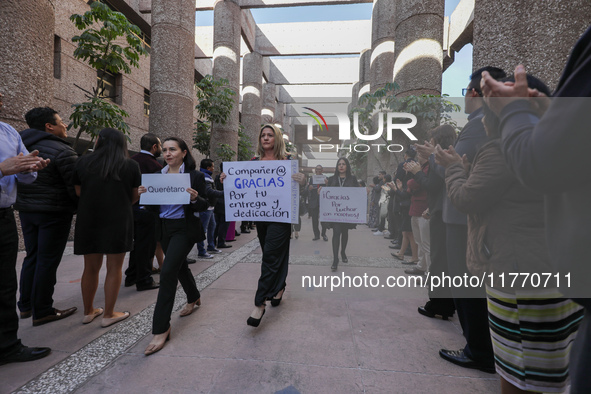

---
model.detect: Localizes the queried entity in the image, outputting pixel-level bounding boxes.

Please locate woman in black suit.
[325,157,359,271]
[139,137,209,355]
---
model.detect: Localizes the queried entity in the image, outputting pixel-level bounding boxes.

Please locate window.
[54,35,61,79]
[143,88,150,116]
[97,70,121,104]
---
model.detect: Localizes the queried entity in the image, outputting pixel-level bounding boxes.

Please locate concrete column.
[274,101,285,128]
[358,49,372,98]
[210,0,241,162]
[369,0,396,94]
[394,0,444,96]
[149,0,195,144]
[261,82,276,124]
[242,51,263,151]
[0,0,54,130]
[350,82,360,109]
[473,0,591,91]
[367,0,396,177]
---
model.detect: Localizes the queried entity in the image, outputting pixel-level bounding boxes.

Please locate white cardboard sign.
[319,187,367,224]
[139,173,191,205]
[224,160,299,224]
[312,174,327,185]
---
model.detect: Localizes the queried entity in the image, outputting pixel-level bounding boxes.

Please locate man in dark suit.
[124,133,162,291]
[16,107,79,326]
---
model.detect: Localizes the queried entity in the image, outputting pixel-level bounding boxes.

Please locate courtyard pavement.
[1,216,498,394]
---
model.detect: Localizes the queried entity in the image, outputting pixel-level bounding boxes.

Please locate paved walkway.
[1,217,498,393]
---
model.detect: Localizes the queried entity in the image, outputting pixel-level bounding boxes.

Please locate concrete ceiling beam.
[141,0,372,13]
[269,57,360,84]
[443,0,474,70]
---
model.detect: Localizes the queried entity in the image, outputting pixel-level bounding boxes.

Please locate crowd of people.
[2,24,591,393]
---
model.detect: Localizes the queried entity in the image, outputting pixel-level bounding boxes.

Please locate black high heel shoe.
[247,308,266,327]
[341,252,348,263]
[417,305,454,320]
[331,258,338,272]
[271,287,285,307]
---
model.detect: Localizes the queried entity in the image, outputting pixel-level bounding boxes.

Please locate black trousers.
[213,211,229,247]
[332,223,350,262]
[152,218,200,334]
[0,209,20,355]
[125,208,157,287]
[254,222,290,306]
[426,212,454,313]
[309,207,327,238]
[18,211,73,319]
[446,223,493,363]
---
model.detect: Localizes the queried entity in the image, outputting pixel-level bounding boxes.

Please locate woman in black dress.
[247,124,306,327]
[73,128,141,327]
[140,137,209,355]
[325,157,359,271]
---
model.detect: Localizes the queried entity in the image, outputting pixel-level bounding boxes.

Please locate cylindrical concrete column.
[149,0,196,145]
[261,82,276,124]
[350,82,360,108]
[274,102,285,127]
[0,0,54,130]
[358,49,372,98]
[369,0,396,94]
[242,51,263,151]
[394,0,444,96]
[473,0,591,91]
[210,0,241,163]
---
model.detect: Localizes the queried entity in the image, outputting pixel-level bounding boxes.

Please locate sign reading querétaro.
[319,187,367,224]
[224,160,299,224]
[140,173,191,205]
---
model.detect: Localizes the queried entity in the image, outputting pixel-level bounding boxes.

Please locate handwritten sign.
[139,173,190,205]
[312,174,327,185]
[224,160,299,224]
[319,187,367,224]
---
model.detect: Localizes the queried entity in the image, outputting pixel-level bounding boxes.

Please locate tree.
[193,75,253,161]
[69,1,148,149]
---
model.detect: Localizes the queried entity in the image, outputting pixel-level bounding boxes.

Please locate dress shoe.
[312,236,320,241]
[271,287,285,307]
[145,327,171,356]
[124,279,136,287]
[404,268,426,275]
[322,235,328,242]
[136,280,160,291]
[241,228,251,234]
[341,253,348,263]
[33,307,77,326]
[82,307,104,324]
[247,307,266,327]
[402,260,418,265]
[179,298,201,317]
[186,258,197,264]
[198,253,213,259]
[207,248,222,254]
[383,235,395,240]
[217,244,232,248]
[418,305,453,320]
[20,310,32,319]
[235,231,241,236]
[389,244,401,249]
[391,252,404,261]
[331,259,338,271]
[101,311,130,327]
[0,344,51,366]
[439,349,495,373]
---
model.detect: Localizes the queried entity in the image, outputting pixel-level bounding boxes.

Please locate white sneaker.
[373,231,383,236]
[383,230,390,236]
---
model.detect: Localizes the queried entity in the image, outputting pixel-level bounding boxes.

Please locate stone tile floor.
[1,217,498,393]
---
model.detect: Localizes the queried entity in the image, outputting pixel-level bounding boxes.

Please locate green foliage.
[215,144,236,162]
[237,125,254,161]
[193,75,236,158]
[69,1,148,149]
[70,2,147,78]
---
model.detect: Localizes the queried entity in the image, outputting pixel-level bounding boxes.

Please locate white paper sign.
[139,173,191,205]
[312,174,327,185]
[319,187,367,224]
[224,160,299,224]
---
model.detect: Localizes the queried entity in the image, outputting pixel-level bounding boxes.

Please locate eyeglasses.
[462,87,482,97]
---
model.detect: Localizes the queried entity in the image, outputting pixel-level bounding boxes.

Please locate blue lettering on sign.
[234,177,285,189]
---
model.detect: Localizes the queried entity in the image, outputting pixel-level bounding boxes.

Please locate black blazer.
[150,169,209,244]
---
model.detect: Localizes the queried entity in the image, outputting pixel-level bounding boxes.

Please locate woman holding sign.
[139,137,209,355]
[326,157,360,271]
[247,124,306,327]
